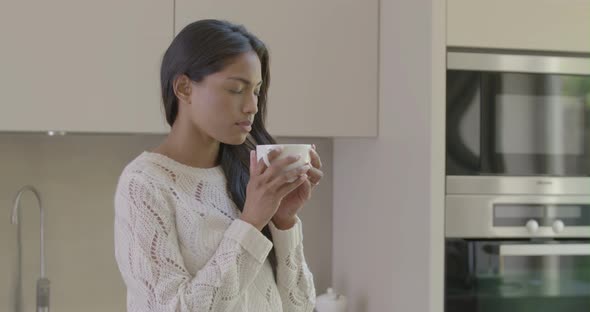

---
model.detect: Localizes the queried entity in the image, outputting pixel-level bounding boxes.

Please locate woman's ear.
[173,74,193,105]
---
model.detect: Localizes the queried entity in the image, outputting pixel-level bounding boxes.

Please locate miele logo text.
[537,181,553,185]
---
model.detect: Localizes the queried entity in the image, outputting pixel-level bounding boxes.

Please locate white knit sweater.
[114,151,316,312]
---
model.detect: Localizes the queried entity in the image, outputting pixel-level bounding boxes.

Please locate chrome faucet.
[11,185,50,312]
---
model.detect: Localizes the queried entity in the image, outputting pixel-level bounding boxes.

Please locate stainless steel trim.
[447,52,590,75]
[500,244,590,256]
[445,194,590,238]
[446,176,590,196]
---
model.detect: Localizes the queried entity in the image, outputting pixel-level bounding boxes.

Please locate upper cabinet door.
[448,0,590,53]
[175,0,378,137]
[0,1,172,133]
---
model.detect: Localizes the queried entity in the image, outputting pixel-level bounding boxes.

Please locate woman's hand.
[272,145,324,230]
[241,148,312,231]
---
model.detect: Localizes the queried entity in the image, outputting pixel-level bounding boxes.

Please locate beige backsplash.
[0,133,332,311]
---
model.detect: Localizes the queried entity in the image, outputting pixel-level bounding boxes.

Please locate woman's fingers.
[307,167,324,186]
[264,154,302,180]
[309,148,322,169]
[269,164,311,190]
[276,173,308,198]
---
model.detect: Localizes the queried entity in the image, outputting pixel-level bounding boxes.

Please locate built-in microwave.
[446,50,590,194]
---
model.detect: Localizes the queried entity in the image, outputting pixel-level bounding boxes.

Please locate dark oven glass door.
[446,239,590,312]
[446,71,590,176]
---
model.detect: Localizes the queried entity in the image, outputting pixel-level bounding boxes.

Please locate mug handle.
[259,147,280,167]
[262,151,272,167]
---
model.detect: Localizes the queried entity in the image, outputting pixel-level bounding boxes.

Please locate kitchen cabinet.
[448,0,590,53]
[175,0,379,137]
[0,0,172,133]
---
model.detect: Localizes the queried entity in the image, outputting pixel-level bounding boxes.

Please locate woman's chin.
[222,134,249,146]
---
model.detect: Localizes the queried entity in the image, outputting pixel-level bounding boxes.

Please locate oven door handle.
[499,244,590,257]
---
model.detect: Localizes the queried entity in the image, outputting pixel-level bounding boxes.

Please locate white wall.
[332,0,445,311]
[0,133,332,311]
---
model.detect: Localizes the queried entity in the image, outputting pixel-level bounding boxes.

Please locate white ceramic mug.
[256,144,312,173]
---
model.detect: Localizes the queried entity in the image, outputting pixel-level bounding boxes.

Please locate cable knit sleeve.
[114,172,273,312]
[269,217,316,312]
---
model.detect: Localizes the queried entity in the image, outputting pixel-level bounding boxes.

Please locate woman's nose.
[243,95,258,114]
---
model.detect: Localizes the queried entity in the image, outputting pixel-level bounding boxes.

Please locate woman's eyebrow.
[227,77,263,86]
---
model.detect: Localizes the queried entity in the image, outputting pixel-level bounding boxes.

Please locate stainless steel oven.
[445,195,590,312]
[446,50,590,193]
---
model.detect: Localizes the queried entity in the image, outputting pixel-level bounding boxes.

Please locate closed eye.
[229,89,260,97]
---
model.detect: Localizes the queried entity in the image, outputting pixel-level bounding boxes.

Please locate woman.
[114,19,322,311]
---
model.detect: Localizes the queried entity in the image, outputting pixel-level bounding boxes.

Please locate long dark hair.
[160,19,278,277]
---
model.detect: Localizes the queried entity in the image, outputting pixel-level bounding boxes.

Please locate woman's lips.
[236,121,252,132]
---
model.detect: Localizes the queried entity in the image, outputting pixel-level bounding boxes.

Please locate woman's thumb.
[249,150,255,176]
